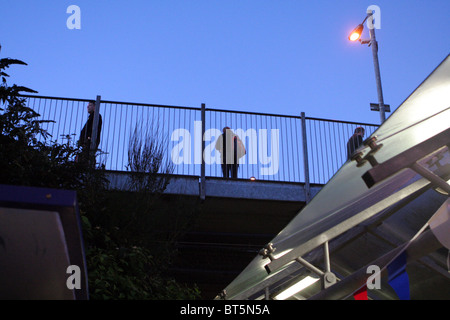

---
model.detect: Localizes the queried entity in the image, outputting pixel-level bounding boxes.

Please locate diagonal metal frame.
[308,227,444,300]
[265,128,449,274]
[227,176,432,300]
[244,130,449,300]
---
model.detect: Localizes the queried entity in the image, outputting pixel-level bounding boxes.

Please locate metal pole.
[323,241,331,273]
[90,95,101,160]
[301,112,311,203]
[200,103,206,201]
[368,17,386,124]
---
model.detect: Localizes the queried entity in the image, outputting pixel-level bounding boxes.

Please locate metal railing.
[20,95,379,185]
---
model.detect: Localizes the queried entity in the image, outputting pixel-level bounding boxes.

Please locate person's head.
[354,127,365,136]
[87,101,95,114]
[223,126,231,134]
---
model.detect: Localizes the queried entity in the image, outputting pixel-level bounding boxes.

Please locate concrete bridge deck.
[106,171,322,202]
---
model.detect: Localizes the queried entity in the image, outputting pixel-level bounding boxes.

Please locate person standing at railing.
[346,127,365,160]
[215,127,246,179]
[76,101,102,163]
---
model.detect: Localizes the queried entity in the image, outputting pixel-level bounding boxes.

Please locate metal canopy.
[218,54,450,300]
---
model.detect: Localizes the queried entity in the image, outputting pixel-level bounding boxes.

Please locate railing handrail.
[19,94,379,127]
[18,94,200,111]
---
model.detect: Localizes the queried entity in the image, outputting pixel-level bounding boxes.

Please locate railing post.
[200,103,206,201]
[301,112,311,203]
[90,95,101,161]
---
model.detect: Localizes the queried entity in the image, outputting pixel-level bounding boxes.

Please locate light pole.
[349,12,388,124]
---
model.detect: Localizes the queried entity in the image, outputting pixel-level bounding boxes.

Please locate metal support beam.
[90,95,101,159]
[200,103,206,201]
[324,241,331,273]
[301,112,311,203]
[295,257,324,277]
[410,162,450,194]
[368,14,386,124]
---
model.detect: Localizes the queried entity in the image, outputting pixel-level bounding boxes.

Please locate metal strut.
[410,162,450,194]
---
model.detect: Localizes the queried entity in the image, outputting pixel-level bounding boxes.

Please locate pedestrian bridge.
[21,94,378,202]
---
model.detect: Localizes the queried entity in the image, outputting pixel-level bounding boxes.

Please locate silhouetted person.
[77,101,102,163]
[215,127,245,179]
[347,127,365,160]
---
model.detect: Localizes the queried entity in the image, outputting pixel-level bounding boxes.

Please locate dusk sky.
[1,1,449,125]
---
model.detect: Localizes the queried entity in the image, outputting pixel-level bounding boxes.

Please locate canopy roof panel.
[219,54,450,300]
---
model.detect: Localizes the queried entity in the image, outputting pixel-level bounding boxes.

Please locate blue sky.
[1,0,449,124]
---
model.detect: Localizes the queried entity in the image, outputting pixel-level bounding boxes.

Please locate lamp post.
[349,12,387,124]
